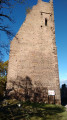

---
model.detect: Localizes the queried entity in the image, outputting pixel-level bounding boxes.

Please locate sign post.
[48,90,55,104]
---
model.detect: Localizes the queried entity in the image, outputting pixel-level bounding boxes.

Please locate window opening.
[41,12,42,15]
[45,18,47,26]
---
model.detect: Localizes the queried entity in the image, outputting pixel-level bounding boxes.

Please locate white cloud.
[60,79,67,87]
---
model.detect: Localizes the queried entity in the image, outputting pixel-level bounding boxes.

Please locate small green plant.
[26,8,31,14]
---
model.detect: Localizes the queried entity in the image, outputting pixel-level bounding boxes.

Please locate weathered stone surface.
[6,0,61,104]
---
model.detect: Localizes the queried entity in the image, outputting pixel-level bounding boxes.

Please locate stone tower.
[6,0,61,104]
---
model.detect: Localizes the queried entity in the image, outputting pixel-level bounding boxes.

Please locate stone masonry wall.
[6,0,61,104]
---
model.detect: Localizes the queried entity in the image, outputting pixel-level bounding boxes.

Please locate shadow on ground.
[0,100,65,120]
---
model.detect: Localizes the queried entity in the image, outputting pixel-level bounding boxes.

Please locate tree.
[0,0,26,34]
[0,60,8,76]
[0,60,8,100]
[61,84,67,105]
[0,0,27,60]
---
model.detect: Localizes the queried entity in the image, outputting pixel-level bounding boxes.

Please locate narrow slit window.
[41,12,42,15]
[45,18,47,26]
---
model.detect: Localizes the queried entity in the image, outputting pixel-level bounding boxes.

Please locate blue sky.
[1,0,67,85]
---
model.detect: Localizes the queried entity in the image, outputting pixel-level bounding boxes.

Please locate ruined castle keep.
[6,0,61,104]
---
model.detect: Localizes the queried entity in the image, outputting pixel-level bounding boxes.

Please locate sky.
[1,0,67,85]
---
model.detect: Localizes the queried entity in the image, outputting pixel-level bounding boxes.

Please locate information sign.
[48,90,55,96]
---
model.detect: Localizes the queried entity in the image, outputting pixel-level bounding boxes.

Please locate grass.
[0,99,67,120]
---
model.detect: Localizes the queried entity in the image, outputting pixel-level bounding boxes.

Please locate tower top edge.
[50,0,53,3]
[38,0,53,3]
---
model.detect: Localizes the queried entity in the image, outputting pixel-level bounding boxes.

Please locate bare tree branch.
[0,0,27,59]
[0,14,14,22]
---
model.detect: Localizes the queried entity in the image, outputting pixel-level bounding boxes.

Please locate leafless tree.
[0,0,27,60]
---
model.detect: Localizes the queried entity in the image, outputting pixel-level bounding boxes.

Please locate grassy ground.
[0,99,67,120]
